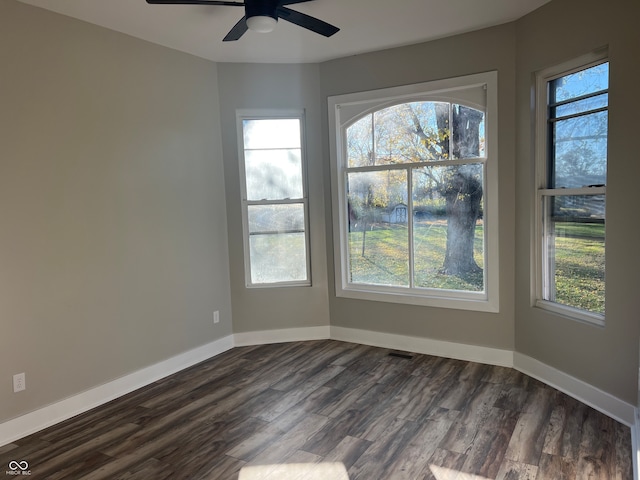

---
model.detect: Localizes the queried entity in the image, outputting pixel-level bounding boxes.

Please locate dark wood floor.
[1,340,632,479]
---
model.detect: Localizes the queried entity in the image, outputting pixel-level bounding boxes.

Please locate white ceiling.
[17,0,550,64]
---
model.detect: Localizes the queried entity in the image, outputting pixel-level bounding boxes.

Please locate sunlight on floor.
[430,465,490,480]
[238,462,349,480]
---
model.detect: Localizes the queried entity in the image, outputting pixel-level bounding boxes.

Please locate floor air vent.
[388,352,414,360]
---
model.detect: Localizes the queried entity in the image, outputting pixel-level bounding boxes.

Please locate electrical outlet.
[213,310,220,324]
[13,373,25,393]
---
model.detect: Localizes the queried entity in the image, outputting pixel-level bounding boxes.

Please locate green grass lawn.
[349,220,605,313]
[349,222,484,291]
[552,223,605,314]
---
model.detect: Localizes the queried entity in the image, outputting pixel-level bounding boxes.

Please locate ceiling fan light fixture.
[246,15,277,33]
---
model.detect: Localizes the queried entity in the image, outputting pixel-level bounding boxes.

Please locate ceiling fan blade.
[280,0,314,5]
[276,6,339,37]
[146,0,244,6]
[223,16,249,41]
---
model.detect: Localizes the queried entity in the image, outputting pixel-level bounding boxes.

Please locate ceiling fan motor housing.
[245,0,279,21]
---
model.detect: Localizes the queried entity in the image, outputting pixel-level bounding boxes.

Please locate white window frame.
[328,72,499,312]
[237,109,311,288]
[533,50,608,326]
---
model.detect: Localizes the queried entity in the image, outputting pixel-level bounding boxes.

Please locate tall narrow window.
[238,111,310,287]
[329,72,499,312]
[535,53,608,325]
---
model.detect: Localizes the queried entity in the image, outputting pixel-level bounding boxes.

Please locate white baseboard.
[632,408,639,480]
[513,352,635,427]
[330,326,514,367]
[1,326,635,453]
[0,335,234,448]
[233,326,330,346]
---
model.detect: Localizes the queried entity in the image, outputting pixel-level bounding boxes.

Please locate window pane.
[452,105,485,159]
[552,111,607,188]
[243,119,301,149]
[245,149,303,200]
[413,164,484,292]
[373,102,450,164]
[551,62,609,102]
[551,194,605,221]
[249,233,307,283]
[543,195,605,314]
[347,170,409,286]
[553,93,608,118]
[247,204,307,283]
[347,115,373,167]
[248,204,305,234]
[347,102,451,168]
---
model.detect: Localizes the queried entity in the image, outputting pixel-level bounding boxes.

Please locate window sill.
[338,285,499,313]
[535,299,605,327]
[247,281,312,289]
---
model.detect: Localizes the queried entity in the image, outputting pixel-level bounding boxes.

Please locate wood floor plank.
[256,367,345,422]
[0,439,51,468]
[494,459,539,480]
[437,379,485,411]
[368,354,417,385]
[536,453,576,480]
[459,407,519,478]
[268,386,342,433]
[381,415,458,480]
[301,410,369,457]
[541,394,587,460]
[245,414,329,467]
[1,340,632,480]
[321,366,373,392]
[39,422,136,470]
[349,376,426,442]
[321,435,371,471]
[45,451,116,480]
[494,383,531,412]
[347,417,421,480]
[101,390,234,458]
[226,423,283,462]
[483,365,523,385]
[396,375,440,422]
[316,379,385,419]
[114,457,175,480]
[459,361,492,383]
[190,453,246,480]
[576,407,617,479]
[614,419,634,480]
[328,342,374,367]
[408,353,442,378]
[424,448,468,480]
[504,386,555,465]
[439,381,503,454]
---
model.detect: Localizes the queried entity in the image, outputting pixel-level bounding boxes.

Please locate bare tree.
[346,102,484,283]
[403,103,484,279]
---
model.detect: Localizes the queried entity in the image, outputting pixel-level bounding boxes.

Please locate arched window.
[329,72,499,311]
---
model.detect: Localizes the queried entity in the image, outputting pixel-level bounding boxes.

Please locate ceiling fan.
[146,0,340,42]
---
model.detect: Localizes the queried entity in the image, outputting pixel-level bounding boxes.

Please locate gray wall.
[319,24,518,351]
[0,1,232,423]
[514,0,640,404]
[2,0,638,426]
[217,63,331,333]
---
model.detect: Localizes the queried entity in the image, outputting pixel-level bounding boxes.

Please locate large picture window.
[535,52,608,325]
[237,110,310,287]
[329,72,499,311]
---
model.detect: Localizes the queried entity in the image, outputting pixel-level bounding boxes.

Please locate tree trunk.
[440,106,484,278]
[442,166,482,276]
